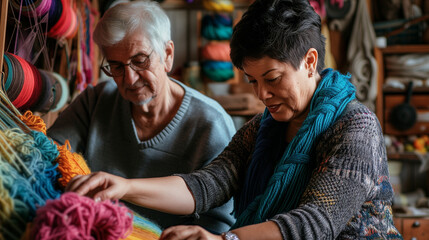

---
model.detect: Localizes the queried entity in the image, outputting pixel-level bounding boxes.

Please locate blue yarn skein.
[202,61,234,82]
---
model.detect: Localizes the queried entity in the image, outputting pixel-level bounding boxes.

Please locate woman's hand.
[65,171,130,201]
[160,225,223,240]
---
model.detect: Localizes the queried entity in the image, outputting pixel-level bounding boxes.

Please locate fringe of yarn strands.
[29,192,133,240]
[125,213,162,240]
[0,97,63,239]
[18,110,47,134]
[0,129,61,239]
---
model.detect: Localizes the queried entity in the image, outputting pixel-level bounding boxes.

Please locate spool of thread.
[10,0,52,17]
[202,61,234,82]
[31,69,54,113]
[2,54,14,91]
[47,0,76,39]
[49,72,69,112]
[202,0,234,12]
[201,14,233,40]
[4,53,38,110]
[25,64,43,111]
[64,7,78,39]
[201,41,231,61]
[3,53,25,103]
[47,0,62,31]
[30,192,133,240]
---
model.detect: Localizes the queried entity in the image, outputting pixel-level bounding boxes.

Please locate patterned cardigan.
[179,100,403,239]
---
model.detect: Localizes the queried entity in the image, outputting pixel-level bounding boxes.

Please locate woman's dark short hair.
[230,0,326,74]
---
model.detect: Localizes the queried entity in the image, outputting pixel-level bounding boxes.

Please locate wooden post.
[0,0,9,81]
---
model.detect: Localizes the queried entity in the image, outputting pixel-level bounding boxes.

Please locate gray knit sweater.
[47,79,237,233]
[179,100,403,239]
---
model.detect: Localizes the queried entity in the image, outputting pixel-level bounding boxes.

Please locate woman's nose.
[256,84,271,101]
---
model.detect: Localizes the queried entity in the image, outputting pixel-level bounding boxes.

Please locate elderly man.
[48,0,236,233]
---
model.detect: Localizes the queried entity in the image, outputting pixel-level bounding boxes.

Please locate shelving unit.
[375,44,429,135]
[160,0,262,118]
[375,44,429,238]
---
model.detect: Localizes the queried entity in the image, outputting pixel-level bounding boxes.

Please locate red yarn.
[31,192,133,240]
[48,0,73,38]
[26,63,43,110]
[9,53,35,109]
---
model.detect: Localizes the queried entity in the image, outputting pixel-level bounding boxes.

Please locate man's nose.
[123,65,139,86]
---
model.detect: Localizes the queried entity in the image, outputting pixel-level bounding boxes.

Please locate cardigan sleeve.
[270,102,398,239]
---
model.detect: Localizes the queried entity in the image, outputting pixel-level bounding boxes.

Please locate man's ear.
[164,40,174,72]
[304,48,318,75]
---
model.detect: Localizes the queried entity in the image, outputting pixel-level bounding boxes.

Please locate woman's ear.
[304,48,318,76]
[164,40,174,72]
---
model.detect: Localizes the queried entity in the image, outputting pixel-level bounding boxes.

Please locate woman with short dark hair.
[67,0,403,239]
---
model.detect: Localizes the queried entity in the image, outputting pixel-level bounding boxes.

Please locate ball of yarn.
[201,14,232,40]
[31,192,133,240]
[201,41,231,61]
[202,0,234,12]
[202,61,234,82]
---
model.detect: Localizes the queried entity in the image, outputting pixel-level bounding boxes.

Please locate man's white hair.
[93,0,171,62]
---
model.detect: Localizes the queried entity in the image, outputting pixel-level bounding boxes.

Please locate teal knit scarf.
[232,68,356,228]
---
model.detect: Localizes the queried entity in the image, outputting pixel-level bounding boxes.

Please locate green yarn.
[232,68,356,228]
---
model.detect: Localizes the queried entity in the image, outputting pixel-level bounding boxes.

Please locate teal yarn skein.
[201,14,233,40]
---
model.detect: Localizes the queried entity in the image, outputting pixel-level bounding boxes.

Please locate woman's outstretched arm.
[66,172,195,215]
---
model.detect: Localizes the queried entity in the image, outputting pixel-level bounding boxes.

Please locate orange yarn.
[55,141,91,187]
[18,111,47,134]
[201,41,231,61]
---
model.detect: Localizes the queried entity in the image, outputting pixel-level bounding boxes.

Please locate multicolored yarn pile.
[0,95,162,239]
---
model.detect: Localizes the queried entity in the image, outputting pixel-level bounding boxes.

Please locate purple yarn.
[36,0,52,16]
[47,0,62,30]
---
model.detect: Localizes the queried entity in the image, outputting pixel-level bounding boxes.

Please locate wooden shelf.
[161,0,252,10]
[379,45,429,54]
[387,153,421,162]
[383,87,429,94]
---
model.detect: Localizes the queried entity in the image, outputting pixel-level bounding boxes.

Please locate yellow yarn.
[55,141,91,188]
[3,129,35,156]
[0,179,14,221]
[0,131,16,164]
[202,0,234,12]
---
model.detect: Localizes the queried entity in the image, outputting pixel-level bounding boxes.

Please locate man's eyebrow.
[130,52,151,59]
[106,52,150,64]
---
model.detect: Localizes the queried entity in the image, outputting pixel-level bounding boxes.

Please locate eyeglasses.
[100,50,153,77]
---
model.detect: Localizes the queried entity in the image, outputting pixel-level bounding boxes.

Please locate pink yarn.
[31,192,133,240]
